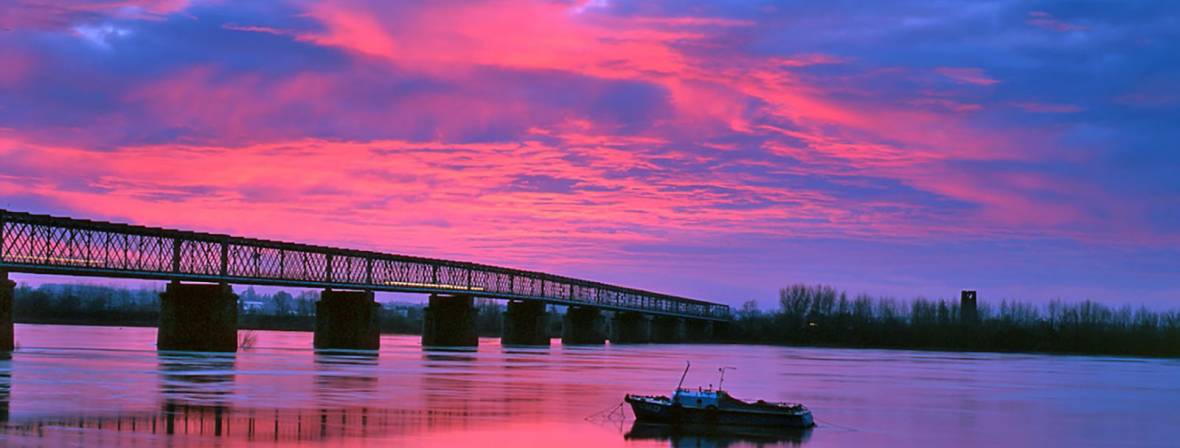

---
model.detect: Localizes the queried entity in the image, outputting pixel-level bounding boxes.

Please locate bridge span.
[0,209,729,351]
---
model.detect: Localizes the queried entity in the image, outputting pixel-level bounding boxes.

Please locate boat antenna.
[676,361,691,391]
[718,367,737,391]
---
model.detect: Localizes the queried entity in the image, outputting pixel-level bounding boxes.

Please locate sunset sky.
[1,0,1177,308]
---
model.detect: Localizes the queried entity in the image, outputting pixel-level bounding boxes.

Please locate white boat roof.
[674,388,721,398]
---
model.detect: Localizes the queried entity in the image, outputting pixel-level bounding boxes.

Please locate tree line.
[11,282,1178,357]
[9,284,512,336]
[724,284,1180,357]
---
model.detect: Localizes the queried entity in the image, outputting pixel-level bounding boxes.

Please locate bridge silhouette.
[0,209,729,351]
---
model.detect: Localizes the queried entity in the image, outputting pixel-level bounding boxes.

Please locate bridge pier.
[502,300,549,346]
[562,306,606,345]
[422,294,478,347]
[686,319,715,342]
[0,271,13,352]
[314,290,380,350]
[157,282,238,352]
[610,312,652,344]
[652,316,687,343]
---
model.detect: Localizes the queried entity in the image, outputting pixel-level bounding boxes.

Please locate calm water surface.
[0,324,1177,447]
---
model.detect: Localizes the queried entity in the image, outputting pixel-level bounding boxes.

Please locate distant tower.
[960,290,978,324]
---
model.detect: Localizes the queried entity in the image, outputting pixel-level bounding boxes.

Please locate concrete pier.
[0,271,13,352]
[686,319,715,342]
[711,320,731,341]
[157,282,238,352]
[651,316,687,343]
[562,306,606,345]
[502,300,549,346]
[422,294,478,347]
[610,312,652,344]
[314,290,380,350]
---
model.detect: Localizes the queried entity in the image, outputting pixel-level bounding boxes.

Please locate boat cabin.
[672,388,724,409]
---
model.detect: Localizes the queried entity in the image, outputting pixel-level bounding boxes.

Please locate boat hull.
[626,396,814,429]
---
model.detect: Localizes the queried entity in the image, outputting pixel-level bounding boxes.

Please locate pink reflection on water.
[2,324,1179,447]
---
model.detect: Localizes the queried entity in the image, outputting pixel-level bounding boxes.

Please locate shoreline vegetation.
[11,283,1179,358]
[729,284,1180,358]
[10,284,508,336]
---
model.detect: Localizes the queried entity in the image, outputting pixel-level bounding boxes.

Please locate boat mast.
[676,361,690,391]
[718,367,736,391]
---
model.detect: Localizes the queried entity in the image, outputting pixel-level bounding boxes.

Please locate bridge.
[0,209,729,351]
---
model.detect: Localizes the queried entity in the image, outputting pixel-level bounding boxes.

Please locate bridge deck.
[0,210,729,321]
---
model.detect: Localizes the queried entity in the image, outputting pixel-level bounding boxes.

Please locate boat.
[624,362,815,429]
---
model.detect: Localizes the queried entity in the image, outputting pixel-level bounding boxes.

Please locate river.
[0,324,1176,447]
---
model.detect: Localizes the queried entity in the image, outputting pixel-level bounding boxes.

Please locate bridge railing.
[0,210,730,320]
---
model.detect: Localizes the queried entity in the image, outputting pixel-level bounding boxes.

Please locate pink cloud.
[221,23,298,38]
[302,4,398,60]
[625,16,755,28]
[0,47,35,87]
[294,1,690,80]
[910,98,984,113]
[1,98,1136,262]
[1013,102,1084,113]
[0,0,191,30]
[2,0,1169,305]
[1027,11,1088,33]
[1115,92,1180,108]
[0,133,836,268]
[774,54,848,67]
[218,2,1027,173]
[69,1,1099,253]
[934,67,1000,86]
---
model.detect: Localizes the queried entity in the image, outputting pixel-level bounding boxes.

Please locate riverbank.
[10,282,1179,358]
[724,284,1180,358]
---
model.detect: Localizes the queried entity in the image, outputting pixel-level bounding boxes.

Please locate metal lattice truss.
[0,210,729,320]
